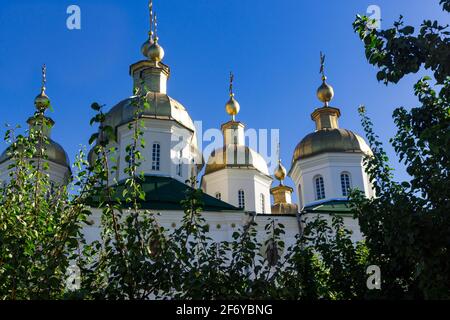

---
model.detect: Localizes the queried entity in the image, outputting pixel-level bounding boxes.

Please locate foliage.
[0,91,369,300]
[351,0,450,299]
[0,111,90,299]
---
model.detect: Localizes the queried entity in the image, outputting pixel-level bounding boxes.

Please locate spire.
[270,144,297,213]
[132,0,169,93]
[317,52,335,107]
[149,0,154,40]
[29,65,54,137]
[273,143,287,186]
[154,13,158,41]
[141,0,165,62]
[225,72,240,121]
[34,64,50,112]
[229,71,234,96]
[311,52,340,130]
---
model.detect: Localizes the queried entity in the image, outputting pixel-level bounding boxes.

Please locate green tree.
[351,0,450,299]
[0,110,90,299]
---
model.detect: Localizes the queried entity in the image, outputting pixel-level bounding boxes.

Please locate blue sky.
[0,0,447,192]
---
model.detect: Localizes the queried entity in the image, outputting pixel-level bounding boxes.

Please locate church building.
[0,1,374,246]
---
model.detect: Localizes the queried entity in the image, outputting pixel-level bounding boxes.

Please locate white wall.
[0,159,70,186]
[114,118,200,184]
[83,209,364,257]
[202,168,272,213]
[84,208,300,249]
[303,213,363,243]
[290,152,374,208]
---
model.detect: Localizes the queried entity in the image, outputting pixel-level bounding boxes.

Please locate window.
[341,172,351,197]
[215,192,221,200]
[314,175,325,200]
[260,193,265,213]
[177,149,183,176]
[238,189,245,209]
[152,143,160,171]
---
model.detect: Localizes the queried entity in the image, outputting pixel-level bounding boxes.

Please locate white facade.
[0,159,70,186]
[111,118,199,184]
[290,152,374,209]
[201,168,272,213]
[84,208,301,249]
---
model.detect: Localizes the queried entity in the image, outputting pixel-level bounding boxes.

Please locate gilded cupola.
[0,65,70,170]
[204,73,270,176]
[291,53,372,164]
[271,156,298,214]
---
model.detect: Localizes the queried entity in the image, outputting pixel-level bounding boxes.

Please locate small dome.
[293,128,372,162]
[141,37,154,58]
[225,95,240,117]
[317,78,334,104]
[147,38,165,62]
[34,92,50,112]
[93,93,204,171]
[0,139,70,168]
[103,93,196,133]
[205,145,269,176]
[274,160,287,182]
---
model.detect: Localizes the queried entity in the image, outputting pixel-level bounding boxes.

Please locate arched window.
[260,193,265,213]
[238,189,245,209]
[215,192,221,200]
[152,143,161,171]
[341,172,352,197]
[177,149,183,176]
[314,175,325,200]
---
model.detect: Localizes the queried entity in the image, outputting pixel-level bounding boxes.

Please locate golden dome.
[292,128,372,162]
[317,76,334,105]
[0,138,70,168]
[93,93,204,171]
[225,95,240,118]
[103,93,196,132]
[34,92,50,112]
[274,160,287,183]
[205,145,270,176]
[35,64,50,112]
[141,36,154,58]
[147,37,165,62]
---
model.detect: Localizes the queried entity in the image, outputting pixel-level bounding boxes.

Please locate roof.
[0,138,70,168]
[204,145,270,176]
[302,199,354,215]
[292,128,372,164]
[103,93,196,133]
[87,175,240,212]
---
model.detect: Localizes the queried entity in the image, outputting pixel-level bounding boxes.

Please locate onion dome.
[317,75,334,106]
[34,64,50,112]
[291,53,372,164]
[0,139,70,168]
[274,159,287,184]
[141,34,154,58]
[204,73,269,177]
[0,65,70,169]
[293,128,372,162]
[205,145,270,176]
[225,72,240,121]
[141,4,165,63]
[147,37,165,62]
